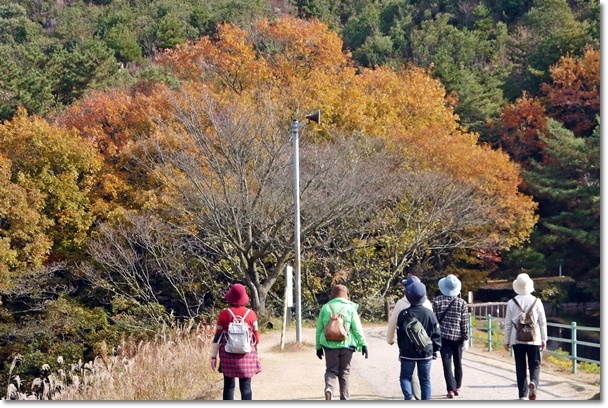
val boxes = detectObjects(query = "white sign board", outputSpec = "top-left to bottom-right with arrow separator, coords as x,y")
286,265 -> 294,307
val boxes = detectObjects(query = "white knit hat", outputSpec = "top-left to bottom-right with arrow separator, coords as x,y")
513,273 -> 534,295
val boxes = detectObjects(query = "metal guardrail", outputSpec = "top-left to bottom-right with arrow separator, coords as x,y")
468,313 -> 600,374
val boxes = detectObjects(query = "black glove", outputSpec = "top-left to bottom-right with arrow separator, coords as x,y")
362,345 -> 368,359
316,348 -> 324,360
432,352 -> 438,360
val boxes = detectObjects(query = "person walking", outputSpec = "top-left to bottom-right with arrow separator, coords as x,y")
386,275 -> 433,399
315,284 -> 368,400
396,280 -> 442,400
433,274 -> 469,399
504,273 -> 548,400
210,283 -> 262,400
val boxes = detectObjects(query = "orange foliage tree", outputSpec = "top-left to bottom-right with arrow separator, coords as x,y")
540,46 -> 600,137
58,16 -> 537,314
488,92 -> 549,172
156,16 -> 536,308
54,88 -> 170,220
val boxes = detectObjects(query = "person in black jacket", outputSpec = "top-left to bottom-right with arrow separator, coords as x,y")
396,280 -> 442,400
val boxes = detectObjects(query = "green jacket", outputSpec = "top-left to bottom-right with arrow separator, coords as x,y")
315,298 -> 367,351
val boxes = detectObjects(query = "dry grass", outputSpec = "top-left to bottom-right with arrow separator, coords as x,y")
4,320 -> 223,400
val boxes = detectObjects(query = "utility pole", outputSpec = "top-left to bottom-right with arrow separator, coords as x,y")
291,111 -> 320,344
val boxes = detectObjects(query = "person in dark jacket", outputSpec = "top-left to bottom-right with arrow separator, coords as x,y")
433,274 -> 469,399
396,280 -> 441,400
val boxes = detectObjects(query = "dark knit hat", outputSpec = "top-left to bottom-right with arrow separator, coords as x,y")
330,284 -> 349,299
405,281 -> 427,306
225,283 -> 249,306
401,275 -> 421,288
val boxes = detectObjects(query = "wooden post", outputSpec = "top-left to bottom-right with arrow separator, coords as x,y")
280,285 -> 288,351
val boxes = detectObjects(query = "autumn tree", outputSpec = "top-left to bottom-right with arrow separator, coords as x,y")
0,110 -> 108,384
0,154 -> 51,289
66,17 -> 536,317
81,212 -> 220,328
0,108 -> 101,267
137,91 -> 399,315
54,88 -> 168,221
148,17 -> 535,313
540,47 -> 600,137
487,92 -> 549,171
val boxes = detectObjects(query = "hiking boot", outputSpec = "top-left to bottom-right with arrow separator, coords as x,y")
324,388 -> 333,400
447,391 -> 455,399
528,383 -> 536,400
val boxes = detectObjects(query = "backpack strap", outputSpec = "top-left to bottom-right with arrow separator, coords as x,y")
227,307 -> 251,321
527,298 -> 538,317
328,304 -> 346,315
438,298 -> 457,324
512,298 -> 524,313
513,297 -> 537,314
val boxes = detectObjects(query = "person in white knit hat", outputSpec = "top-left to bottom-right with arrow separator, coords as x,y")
503,273 -> 548,400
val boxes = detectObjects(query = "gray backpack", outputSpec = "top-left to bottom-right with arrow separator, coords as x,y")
224,309 -> 253,354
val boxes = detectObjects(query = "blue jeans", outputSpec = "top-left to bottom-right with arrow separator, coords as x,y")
223,376 -> 252,400
400,358 -> 432,400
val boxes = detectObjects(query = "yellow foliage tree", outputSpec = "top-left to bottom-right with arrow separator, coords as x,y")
0,108 -> 102,270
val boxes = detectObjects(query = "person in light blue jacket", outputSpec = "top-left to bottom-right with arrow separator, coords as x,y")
315,284 -> 368,400
504,273 -> 548,400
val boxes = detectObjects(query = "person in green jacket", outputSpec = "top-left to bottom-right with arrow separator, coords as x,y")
315,284 -> 368,400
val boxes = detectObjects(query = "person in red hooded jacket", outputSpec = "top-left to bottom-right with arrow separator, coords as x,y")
210,283 -> 262,400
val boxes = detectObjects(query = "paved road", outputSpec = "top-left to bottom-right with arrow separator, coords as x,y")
356,324 -> 599,401
250,325 -> 599,402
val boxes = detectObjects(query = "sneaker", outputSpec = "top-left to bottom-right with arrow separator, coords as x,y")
447,391 -> 455,399
528,383 -> 536,400
455,388 -> 461,396
324,388 -> 333,400
519,397 -> 529,400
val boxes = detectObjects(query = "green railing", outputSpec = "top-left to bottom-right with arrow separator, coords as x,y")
467,313 -> 600,374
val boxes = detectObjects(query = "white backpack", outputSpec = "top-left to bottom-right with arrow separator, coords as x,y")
224,308 -> 253,354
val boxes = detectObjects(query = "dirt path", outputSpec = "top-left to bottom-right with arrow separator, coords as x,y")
235,324 -> 600,401
251,326 -> 377,400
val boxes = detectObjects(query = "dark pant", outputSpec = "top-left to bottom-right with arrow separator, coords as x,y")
323,347 -> 354,400
440,338 -> 464,393
512,344 -> 541,398
223,376 -> 252,400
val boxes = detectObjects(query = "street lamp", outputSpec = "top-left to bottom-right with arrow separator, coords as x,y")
292,110 -> 320,344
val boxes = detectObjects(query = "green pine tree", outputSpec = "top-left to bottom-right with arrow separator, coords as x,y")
523,117 -> 599,297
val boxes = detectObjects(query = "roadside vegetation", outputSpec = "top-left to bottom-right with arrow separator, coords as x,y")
4,320 -> 221,400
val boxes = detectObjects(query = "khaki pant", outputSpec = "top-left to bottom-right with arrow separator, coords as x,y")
323,347 -> 354,400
